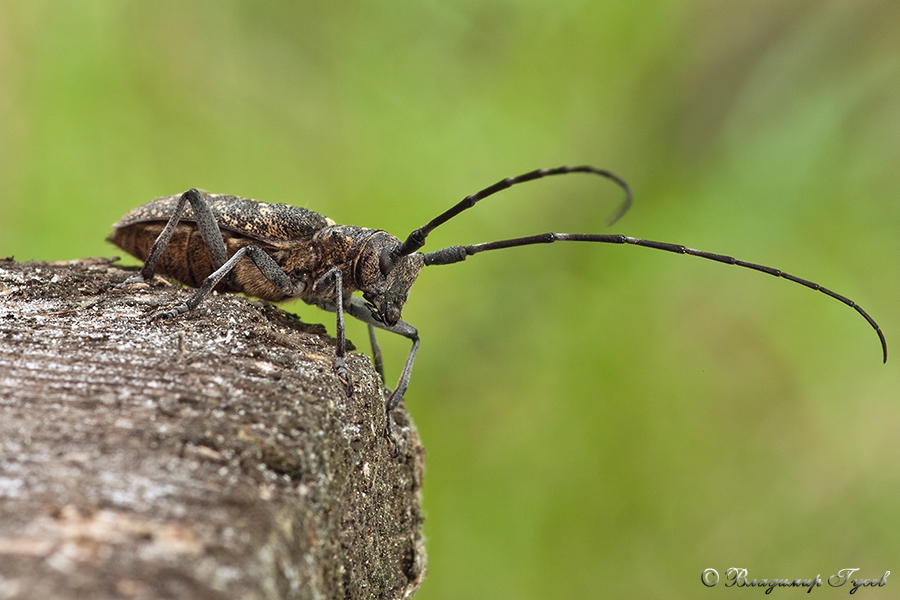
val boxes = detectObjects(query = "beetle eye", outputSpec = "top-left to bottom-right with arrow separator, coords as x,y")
379,246 -> 396,275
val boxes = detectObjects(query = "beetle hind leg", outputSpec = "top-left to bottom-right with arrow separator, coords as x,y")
120,189 -> 229,288
150,245 -> 303,321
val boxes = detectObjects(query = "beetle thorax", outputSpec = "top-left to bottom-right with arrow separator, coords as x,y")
303,226 -> 423,326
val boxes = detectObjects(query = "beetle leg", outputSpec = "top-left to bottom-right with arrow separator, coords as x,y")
122,188 -> 229,286
368,325 -> 386,383
344,297 -> 419,453
313,268 -> 353,397
151,245 -> 304,320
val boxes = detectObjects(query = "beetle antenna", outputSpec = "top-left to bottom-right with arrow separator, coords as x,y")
422,232 -> 887,363
388,166 -> 631,265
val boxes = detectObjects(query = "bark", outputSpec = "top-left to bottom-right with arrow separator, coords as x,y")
0,257 -> 426,600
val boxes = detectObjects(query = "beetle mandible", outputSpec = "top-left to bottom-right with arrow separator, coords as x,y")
109,166 -> 888,449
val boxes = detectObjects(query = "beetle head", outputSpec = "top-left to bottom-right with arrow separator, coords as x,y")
355,231 -> 424,326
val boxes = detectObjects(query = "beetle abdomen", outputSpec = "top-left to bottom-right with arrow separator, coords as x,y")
110,221 -> 306,301
110,222 -> 224,288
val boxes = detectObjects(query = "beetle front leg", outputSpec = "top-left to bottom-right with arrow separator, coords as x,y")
345,298 -> 420,452
368,325 -> 386,384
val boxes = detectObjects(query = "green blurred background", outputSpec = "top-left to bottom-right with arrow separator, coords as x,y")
2,1 -> 899,597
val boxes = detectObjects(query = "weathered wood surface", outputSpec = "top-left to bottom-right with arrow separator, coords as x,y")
0,258 -> 426,600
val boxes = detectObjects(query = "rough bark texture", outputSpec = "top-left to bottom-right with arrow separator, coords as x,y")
0,258 -> 426,600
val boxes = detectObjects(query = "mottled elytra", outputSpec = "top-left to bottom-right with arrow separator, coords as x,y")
109,166 -> 887,451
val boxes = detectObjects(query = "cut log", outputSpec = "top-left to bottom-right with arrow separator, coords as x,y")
0,258 -> 426,600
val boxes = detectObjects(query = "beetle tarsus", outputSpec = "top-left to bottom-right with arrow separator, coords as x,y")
150,304 -> 188,321
384,415 -> 400,458
116,274 -> 148,289
334,356 -> 354,396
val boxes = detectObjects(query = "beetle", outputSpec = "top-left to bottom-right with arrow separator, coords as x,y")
109,166 -> 887,449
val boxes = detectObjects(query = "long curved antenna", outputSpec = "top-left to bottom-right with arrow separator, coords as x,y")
423,232 -> 888,363
384,166 -> 631,270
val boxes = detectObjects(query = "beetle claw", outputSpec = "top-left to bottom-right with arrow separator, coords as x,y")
150,304 -> 187,322
334,357 -> 353,396
115,274 -> 148,290
383,416 -> 400,458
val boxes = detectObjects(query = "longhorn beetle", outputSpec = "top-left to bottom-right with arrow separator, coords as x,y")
109,166 -> 888,449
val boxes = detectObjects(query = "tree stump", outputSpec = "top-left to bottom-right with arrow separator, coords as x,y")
0,257 -> 426,600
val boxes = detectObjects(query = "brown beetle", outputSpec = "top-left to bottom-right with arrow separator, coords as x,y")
110,166 -> 887,450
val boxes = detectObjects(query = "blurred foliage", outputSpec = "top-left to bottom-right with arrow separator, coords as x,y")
2,1 -> 899,598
